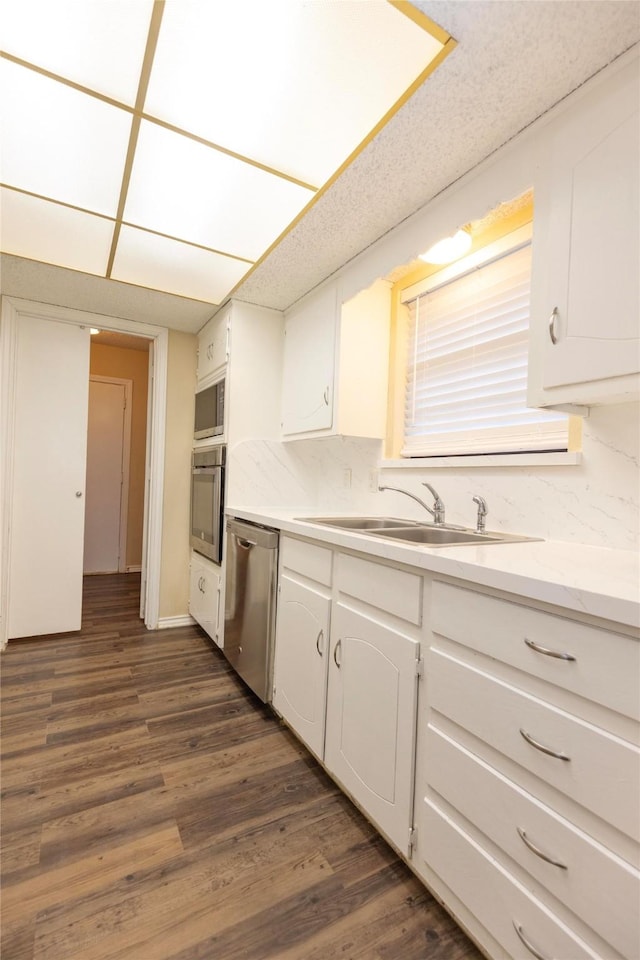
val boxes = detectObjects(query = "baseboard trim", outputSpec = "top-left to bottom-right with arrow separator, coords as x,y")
126,565 -> 142,573
157,615 -> 195,629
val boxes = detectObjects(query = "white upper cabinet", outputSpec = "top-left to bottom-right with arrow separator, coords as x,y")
529,52 -> 639,408
281,284 -> 337,436
281,279 -> 391,439
197,303 -> 230,386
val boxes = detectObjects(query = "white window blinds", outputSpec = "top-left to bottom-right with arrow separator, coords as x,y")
403,241 -> 567,457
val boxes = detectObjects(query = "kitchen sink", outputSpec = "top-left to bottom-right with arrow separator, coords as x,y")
297,516 -> 420,530
297,516 -> 539,546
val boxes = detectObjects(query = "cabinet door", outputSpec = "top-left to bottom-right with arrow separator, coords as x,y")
189,555 -> 222,645
532,56 -> 639,396
272,574 -> 331,759
197,308 -> 229,384
281,285 -> 336,436
325,603 -> 420,856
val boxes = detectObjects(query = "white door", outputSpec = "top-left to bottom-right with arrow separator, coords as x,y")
8,316 -> 90,638
83,377 -> 130,574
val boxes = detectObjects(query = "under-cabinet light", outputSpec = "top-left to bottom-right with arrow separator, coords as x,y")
419,228 -> 472,265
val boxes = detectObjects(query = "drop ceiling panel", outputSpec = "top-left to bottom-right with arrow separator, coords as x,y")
144,0 -> 445,185
124,120 -> 315,261
0,59 -> 132,216
111,225 -> 250,303
0,188 -> 114,275
0,0 -> 153,104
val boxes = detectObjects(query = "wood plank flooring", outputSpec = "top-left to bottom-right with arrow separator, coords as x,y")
1,574 -> 483,960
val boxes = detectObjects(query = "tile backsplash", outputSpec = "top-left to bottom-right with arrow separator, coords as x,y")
228,402 -> 639,552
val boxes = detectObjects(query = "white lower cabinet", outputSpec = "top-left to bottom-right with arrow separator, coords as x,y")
273,537 -> 421,855
271,539 -> 640,959
272,539 -> 332,760
189,552 -> 222,647
416,579 -> 640,960
324,602 -> 420,856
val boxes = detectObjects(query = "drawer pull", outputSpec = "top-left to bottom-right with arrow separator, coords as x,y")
513,921 -> 553,960
516,827 -> 568,869
524,637 -> 576,662
519,728 -> 570,762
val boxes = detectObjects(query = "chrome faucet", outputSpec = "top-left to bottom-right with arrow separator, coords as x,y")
472,495 -> 488,532
378,483 -> 446,525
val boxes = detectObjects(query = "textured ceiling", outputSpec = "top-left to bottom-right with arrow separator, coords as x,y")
2,1 -> 638,332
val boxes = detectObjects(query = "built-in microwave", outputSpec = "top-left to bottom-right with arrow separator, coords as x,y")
195,379 -> 225,440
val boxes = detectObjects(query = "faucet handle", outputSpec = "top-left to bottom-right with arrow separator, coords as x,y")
422,482 -> 445,525
472,495 -> 488,532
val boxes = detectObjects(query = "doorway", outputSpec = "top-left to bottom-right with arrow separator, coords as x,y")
84,376 -> 132,575
0,298 -> 169,646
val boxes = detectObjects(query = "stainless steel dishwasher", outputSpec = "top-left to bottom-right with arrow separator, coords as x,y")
224,518 -> 279,702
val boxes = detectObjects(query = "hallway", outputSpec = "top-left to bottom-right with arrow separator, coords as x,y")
1,574 -> 480,960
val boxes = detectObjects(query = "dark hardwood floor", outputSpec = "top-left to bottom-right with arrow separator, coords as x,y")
1,574 -> 482,960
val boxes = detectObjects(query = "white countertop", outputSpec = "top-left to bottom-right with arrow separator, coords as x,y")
226,507 -> 640,630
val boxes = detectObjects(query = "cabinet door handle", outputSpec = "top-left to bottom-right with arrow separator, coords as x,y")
316,629 -> 324,657
524,637 -> 576,662
548,307 -> 559,345
516,827 -> 568,870
519,728 -> 570,762
333,638 -> 342,668
323,386 -> 329,405
512,921 -> 553,960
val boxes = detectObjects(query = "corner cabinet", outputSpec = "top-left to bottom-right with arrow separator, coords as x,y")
529,50 -> 640,408
280,280 -> 391,440
189,552 -> 222,647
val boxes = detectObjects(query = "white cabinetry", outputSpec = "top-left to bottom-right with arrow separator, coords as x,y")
189,552 -> 222,646
273,538 -> 421,855
273,538 -> 332,760
529,51 -> 639,408
281,279 -> 391,439
197,303 -> 230,386
416,580 -> 640,960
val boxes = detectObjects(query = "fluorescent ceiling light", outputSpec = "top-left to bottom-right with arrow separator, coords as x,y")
0,188 -> 114,275
0,2 -> 452,305
419,229 -> 472,265
0,58 -> 132,216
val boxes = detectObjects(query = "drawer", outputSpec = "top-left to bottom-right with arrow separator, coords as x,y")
427,725 -> 640,959
281,536 -> 332,586
336,553 -> 422,625
429,649 -> 640,842
431,581 -> 640,721
420,798 -> 611,960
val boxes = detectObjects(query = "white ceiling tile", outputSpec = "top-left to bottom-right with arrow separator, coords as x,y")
111,225 -> 250,303
0,188 -> 114,275
0,59 -> 132,216
124,120 -> 314,261
0,0 -> 153,104
144,1 -> 444,186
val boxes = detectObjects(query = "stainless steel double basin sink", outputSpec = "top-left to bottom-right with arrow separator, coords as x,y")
297,516 -> 538,546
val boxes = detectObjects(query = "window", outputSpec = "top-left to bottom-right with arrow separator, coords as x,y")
400,230 -> 568,458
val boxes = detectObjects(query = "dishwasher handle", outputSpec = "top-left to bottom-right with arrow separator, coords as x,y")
236,537 -> 256,550
227,517 -> 279,550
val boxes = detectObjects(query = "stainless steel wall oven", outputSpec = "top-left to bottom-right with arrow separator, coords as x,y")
190,445 -> 225,564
